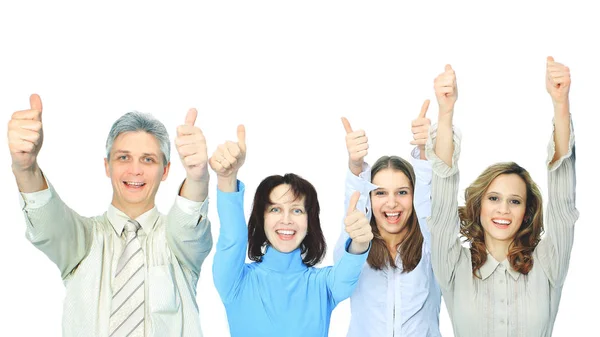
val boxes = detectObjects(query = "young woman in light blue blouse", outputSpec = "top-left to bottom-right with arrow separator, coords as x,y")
209,125 -> 374,337
334,110 -> 442,337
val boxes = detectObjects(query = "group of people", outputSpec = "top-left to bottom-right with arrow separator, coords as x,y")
8,57 -> 578,337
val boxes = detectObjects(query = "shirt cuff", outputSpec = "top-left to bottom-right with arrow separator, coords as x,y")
425,123 -> 462,178
19,177 -> 53,210
411,147 -> 433,185
344,237 -> 371,256
175,195 -> 208,216
346,164 -> 377,195
547,116 -> 575,171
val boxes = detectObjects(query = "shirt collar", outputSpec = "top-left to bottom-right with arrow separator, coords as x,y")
477,253 -> 521,281
259,246 -> 307,273
107,205 -> 159,236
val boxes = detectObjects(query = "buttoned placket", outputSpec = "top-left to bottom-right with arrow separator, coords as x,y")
495,264 -> 509,337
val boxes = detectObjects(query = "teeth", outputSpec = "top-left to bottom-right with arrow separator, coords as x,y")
385,212 -> 399,217
125,182 -> 144,186
277,230 -> 295,235
493,219 -> 511,225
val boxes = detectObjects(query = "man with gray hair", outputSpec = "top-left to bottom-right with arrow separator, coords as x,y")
8,94 -> 213,337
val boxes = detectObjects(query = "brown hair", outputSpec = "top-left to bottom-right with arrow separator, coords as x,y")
459,162 -> 544,276
248,173 -> 327,267
367,156 -> 423,272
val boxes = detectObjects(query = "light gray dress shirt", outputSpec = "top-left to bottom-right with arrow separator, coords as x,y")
19,179 -> 212,337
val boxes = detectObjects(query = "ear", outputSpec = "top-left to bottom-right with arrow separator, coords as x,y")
104,158 -> 110,177
161,162 -> 171,181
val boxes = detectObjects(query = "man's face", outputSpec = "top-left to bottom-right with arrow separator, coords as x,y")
104,131 -> 169,213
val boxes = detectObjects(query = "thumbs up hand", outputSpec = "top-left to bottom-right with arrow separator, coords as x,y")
8,94 -> 44,172
175,108 -> 209,182
345,191 -> 373,254
434,64 -> 458,116
410,100 -> 431,159
209,124 -> 246,179
341,117 -> 369,176
546,56 -> 571,105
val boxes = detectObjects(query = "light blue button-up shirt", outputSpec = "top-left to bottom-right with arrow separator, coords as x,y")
334,148 -> 442,337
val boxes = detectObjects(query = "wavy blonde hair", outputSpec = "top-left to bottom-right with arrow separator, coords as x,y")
459,162 -> 544,276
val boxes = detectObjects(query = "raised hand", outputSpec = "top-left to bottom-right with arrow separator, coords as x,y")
410,99 -> 431,159
209,125 -> 246,179
8,94 -> 44,173
546,56 -> 571,105
434,64 -> 458,116
175,108 -> 209,182
345,191 -> 373,254
341,117 -> 368,176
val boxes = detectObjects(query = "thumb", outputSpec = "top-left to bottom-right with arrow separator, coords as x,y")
418,99 -> 430,119
237,124 -> 246,149
30,94 -> 43,119
185,108 -> 197,126
547,56 -> 555,63
444,64 -> 453,72
341,117 -> 353,134
347,191 -> 360,216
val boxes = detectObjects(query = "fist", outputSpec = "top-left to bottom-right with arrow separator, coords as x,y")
345,191 -> 374,245
434,64 -> 458,114
341,117 -> 369,169
410,99 -> 431,153
209,125 -> 246,178
8,94 -> 44,172
175,108 -> 209,181
546,56 -> 571,104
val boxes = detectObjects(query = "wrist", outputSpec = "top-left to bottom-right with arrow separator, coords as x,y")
217,175 -> 238,192
553,100 -> 570,116
348,240 -> 369,254
349,159 -> 363,176
12,163 -> 40,178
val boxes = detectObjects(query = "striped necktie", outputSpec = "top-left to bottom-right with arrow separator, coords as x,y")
109,220 -> 145,337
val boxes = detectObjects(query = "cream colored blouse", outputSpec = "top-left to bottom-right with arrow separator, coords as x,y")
425,121 -> 578,337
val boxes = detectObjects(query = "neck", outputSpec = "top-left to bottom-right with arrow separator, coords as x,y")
378,226 -> 407,258
484,236 -> 511,262
111,199 -> 155,220
261,246 -> 307,272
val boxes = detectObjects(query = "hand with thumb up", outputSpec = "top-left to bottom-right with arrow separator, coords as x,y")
8,94 -> 44,173
175,108 -> 210,182
345,191 -> 373,254
410,100 -> 432,160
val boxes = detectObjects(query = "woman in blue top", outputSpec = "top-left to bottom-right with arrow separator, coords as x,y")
334,107 -> 442,337
210,125 -> 373,337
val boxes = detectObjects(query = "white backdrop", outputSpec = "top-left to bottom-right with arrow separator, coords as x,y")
0,1 -> 597,336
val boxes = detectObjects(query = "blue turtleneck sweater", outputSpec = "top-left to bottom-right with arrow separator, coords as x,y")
213,181 -> 369,337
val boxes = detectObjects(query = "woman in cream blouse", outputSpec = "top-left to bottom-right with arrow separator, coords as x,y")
426,58 -> 578,337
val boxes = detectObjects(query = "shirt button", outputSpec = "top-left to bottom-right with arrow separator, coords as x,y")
500,299 -> 505,303
500,319 -> 505,324
499,279 -> 504,284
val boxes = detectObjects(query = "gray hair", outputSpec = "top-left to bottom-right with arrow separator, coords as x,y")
105,111 -> 170,166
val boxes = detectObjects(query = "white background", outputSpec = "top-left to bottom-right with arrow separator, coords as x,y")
0,1 -> 598,336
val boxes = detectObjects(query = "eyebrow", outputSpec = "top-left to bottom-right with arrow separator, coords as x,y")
373,186 -> 411,191
267,202 -> 305,208
114,150 -> 158,157
486,191 -> 524,199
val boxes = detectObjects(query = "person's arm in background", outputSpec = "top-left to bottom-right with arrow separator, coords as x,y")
167,108 -> 213,279
334,117 -> 375,262
9,94 -> 92,279
210,125 -> 250,303
535,57 -> 579,287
